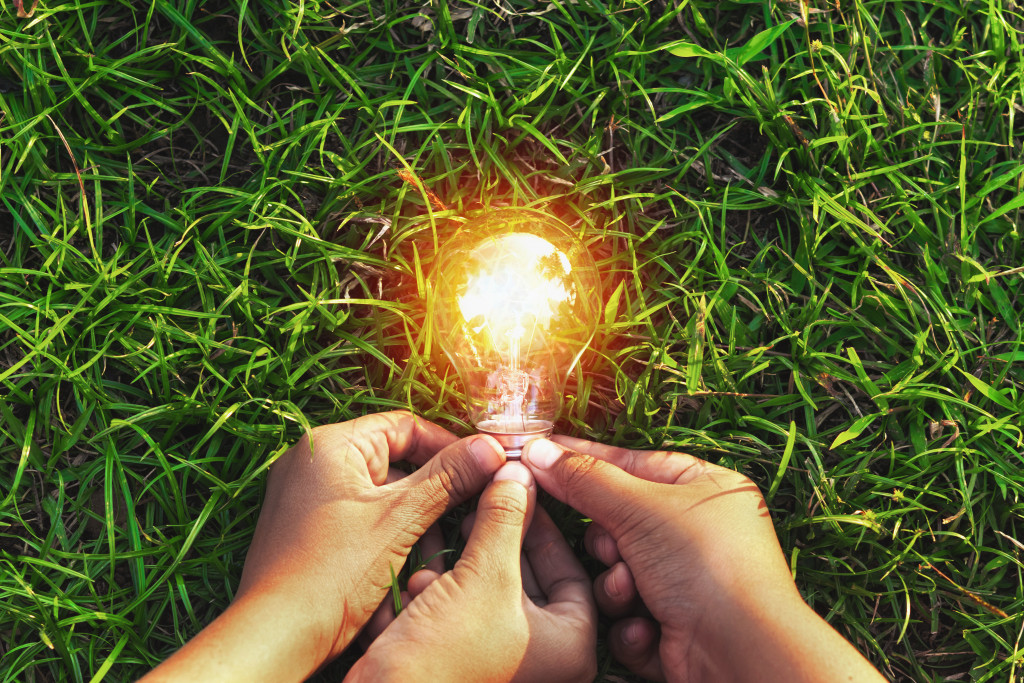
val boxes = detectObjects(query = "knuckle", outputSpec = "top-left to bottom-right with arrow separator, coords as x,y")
710,464 -> 757,492
626,448 -> 646,471
611,498 -> 656,541
273,431 -> 315,474
415,477 -> 452,519
408,457 -> 472,519
308,423 -> 333,438
557,451 -> 653,538
292,430 -> 314,455
436,456 -> 472,499
304,423 -> 356,459
641,448 -> 679,463
559,450 -> 599,496
483,486 -> 529,527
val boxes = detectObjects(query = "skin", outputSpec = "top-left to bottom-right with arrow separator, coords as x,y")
144,411 -> 885,683
346,462 -> 598,683
142,411 -> 511,683
520,436 -> 888,683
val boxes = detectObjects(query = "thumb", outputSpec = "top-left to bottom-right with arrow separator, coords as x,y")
459,462 -> 536,584
394,434 -> 506,521
522,439 -> 651,539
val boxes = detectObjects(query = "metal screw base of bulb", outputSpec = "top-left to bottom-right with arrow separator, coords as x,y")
476,419 -> 553,460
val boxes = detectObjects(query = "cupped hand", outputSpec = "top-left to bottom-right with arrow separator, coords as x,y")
346,462 -> 598,683
144,411 -> 506,682
521,436 -> 885,683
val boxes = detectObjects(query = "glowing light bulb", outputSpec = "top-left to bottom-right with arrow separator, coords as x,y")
430,208 -> 600,458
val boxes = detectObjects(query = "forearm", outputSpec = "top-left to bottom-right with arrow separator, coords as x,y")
687,589 -> 886,683
141,590 -> 331,683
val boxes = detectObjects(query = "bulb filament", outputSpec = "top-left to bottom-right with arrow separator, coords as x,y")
455,232 -> 575,434
494,325 -> 529,430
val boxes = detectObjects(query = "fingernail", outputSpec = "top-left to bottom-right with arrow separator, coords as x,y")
493,462 -> 533,489
522,438 -> 561,470
470,436 -> 503,470
605,568 -> 622,599
622,621 -> 643,646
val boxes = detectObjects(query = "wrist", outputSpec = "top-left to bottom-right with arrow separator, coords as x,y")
347,641 -> 510,683
229,589 -> 337,674
675,581 -> 882,683
143,589 -> 332,683
660,577 -> 808,683
233,569 -> 368,664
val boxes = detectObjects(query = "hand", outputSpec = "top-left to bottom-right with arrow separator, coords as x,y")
143,411 -> 506,682
521,436 -> 885,683
346,462 -> 598,683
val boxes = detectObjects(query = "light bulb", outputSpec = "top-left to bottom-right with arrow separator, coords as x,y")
429,208 -> 600,458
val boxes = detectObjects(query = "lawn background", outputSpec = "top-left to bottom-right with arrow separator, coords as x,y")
2,0 -> 1023,680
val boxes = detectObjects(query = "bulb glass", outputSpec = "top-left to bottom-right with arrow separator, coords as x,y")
430,209 -> 599,456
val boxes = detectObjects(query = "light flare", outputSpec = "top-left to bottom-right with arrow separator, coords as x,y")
454,232 -> 577,432
457,233 -> 575,346
429,208 -> 600,459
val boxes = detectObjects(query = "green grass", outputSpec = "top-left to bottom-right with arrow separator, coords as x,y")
1,0 -> 1023,680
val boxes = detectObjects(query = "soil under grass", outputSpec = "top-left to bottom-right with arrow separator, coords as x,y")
1,1 -> 1022,681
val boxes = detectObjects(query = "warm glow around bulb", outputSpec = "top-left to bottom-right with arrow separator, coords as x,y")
457,233 -> 574,346
430,208 -> 600,456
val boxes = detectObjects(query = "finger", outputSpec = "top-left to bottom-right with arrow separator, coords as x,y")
467,513 -> 544,600
458,462 -> 536,583
417,523 -> 447,573
306,411 -> 459,486
408,568 -> 442,597
523,505 -> 595,622
370,411 -> 459,465
584,522 -> 621,565
520,551 -> 545,605
460,473 -> 536,545
608,617 -> 665,682
594,562 -> 639,619
358,590 -> 407,648
385,467 -> 407,484
460,510 -> 476,540
392,434 -> 506,521
521,438 -> 656,539
550,434 -> 706,485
